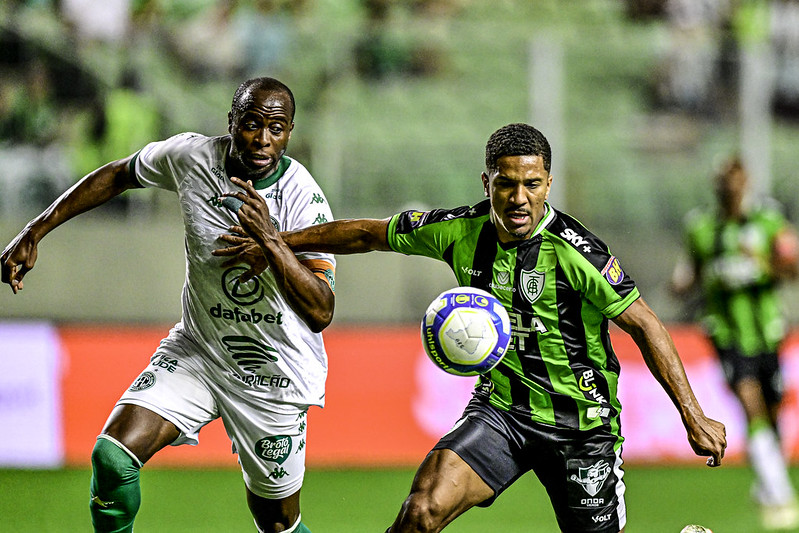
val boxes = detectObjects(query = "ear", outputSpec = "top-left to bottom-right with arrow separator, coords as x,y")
545,174 -> 553,199
481,172 -> 489,197
227,111 -> 234,134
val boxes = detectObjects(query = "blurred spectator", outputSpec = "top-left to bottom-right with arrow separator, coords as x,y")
60,0 -> 132,44
624,0 -> 667,20
654,0 -> 731,113
771,0 -> 799,118
354,0 -> 443,80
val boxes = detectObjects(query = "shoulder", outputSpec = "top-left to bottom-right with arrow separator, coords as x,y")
282,156 -> 318,185
682,205 -> 714,234
542,209 -> 630,278
139,132 -> 223,162
752,197 -> 788,223
392,200 -> 490,235
544,209 -> 611,256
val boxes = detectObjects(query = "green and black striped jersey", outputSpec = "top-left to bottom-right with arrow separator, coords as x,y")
387,200 -> 640,432
682,201 -> 788,356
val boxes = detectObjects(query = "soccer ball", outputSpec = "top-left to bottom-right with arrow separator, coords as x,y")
679,526 -> 713,533
421,287 -> 512,377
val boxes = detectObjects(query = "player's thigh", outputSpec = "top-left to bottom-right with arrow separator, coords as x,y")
532,428 -> 626,533
218,399 -> 309,501
109,333 -> 220,461
101,404 -> 181,463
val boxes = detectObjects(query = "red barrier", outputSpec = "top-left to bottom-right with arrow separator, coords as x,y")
58,323 -> 799,467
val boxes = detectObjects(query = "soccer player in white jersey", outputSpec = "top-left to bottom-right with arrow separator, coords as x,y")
1,77 -> 334,533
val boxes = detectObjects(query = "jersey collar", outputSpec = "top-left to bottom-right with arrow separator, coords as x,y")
530,202 -> 555,238
252,156 -> 291,190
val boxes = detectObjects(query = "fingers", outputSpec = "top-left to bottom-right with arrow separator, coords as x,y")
212,230 -> 251,257
3,263 -> 25,294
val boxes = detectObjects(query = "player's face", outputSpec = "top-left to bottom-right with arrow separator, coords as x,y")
715,167 -> 747,212
227,89 -> 294,181
482,155 -> 552,243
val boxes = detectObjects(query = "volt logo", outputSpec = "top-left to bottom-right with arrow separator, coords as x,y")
222,335 -> 279,373
560,228 -> 591,252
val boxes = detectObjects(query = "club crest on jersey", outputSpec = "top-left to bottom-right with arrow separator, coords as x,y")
601,256 -> 624,286
520,269 -> 545,305
570,459 -> 612,497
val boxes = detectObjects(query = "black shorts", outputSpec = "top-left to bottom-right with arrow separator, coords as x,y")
433,396 -> 625,533
715,346 -> 783,406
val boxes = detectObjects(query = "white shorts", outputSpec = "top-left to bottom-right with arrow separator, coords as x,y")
118,326 -> 309,499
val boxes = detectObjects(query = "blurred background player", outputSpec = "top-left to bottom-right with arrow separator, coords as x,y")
671,156 -> 799,530
0,77 -> 334,533
218,122 -> 728,533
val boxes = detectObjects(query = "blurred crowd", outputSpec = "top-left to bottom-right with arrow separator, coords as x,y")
627,0 -> 799,116
1,0 -> 799,217
0,0 -> 456,213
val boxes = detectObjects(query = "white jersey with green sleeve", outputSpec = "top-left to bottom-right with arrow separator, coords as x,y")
131,132 -> 335,408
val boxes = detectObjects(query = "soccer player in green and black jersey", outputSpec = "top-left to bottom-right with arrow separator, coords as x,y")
672,157 -> 799,530
221,123 -> 727,533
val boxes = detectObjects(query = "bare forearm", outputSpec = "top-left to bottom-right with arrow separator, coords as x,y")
614,298 -> 726,466
282,218 -> 391,254
625,316 -> 703,423
28,157 -> 139,240
257,232 -> 334,332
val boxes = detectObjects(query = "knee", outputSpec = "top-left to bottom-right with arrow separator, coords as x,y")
91,437 -> 141,486
396,493 -> 447,533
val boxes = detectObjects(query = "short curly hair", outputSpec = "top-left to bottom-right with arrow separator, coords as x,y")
485,123 -> 551,173
230,77 -> 295,122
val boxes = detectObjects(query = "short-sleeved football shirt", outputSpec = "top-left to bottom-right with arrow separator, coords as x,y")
388,200 -> 639,432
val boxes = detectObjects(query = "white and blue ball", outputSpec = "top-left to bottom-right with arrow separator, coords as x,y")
421,287 -> 512,377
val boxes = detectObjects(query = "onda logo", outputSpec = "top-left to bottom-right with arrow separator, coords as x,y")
222,267 -> 265,306
222,335 -> 279,373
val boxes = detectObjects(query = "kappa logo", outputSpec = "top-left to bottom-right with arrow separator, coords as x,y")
313,213 -> 329,224
310,193 -> 326,204
570,459 -> 612,497
222,267 -> 265,306
520,269 -> 545,305
560,228 -> 591,253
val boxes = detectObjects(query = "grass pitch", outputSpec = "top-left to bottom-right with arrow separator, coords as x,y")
0,465 -> 785,532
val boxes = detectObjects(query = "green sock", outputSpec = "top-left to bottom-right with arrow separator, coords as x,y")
89,437 -> 143,533
296,523 -> 312,533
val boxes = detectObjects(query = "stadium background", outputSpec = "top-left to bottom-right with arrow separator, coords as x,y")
3,0 -> 799,531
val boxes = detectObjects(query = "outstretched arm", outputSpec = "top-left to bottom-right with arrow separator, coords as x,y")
213,208 -> 392,278
613,297 -> 727,467
1,155 -> 141,294
281,218 -> 392,254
